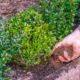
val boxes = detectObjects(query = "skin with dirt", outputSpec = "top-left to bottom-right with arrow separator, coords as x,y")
50,46 -> 73,69
51,46 -> 73,60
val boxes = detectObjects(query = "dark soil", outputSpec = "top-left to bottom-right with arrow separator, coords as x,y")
53,46 -> 73,58
9,57 -> 80,80
0,0 -> 39,17
8,44 -> 79,80
50,46 -> 73,69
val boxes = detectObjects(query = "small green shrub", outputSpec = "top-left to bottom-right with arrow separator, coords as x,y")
5,10 -> 56,66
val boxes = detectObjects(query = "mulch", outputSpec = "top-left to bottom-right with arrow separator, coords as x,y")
0,0 -> 39,17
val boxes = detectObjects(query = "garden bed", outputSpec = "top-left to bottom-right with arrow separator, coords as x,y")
0,0 -> 80,80
9,57 -> 80,80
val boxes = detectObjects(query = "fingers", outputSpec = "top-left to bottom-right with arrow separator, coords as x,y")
58,56 -> 71,62
63,51 -> 71,61
60,39 -> 80,62
58,51 -> 71,62
52,34 -> 74,54
51,35 -> 74,62
52,42 -> 62,54
51,33 -> 77,62
58,56 -> 68,62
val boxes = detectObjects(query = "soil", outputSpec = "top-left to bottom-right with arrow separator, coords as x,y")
8,44 -> 80,80
0,0 -> 39,18
50,46 -> 73,69
53,46 -> 73,58
9,57 -> 80,80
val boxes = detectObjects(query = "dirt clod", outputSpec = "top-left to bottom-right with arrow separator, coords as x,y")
50,46 -> 73,69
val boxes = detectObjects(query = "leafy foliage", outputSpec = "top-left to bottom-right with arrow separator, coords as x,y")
0,17 -> 11,80
0,51 -> 10,80
33,0 -> 79,41
5,10 -> 56,66
0,0 -> 80,79
74,1 -> 80,25
4,0 -> 79,67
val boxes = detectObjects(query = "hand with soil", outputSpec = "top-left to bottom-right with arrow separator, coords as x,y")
52,25 -> 80,63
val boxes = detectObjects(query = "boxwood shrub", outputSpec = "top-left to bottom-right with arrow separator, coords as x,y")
5,10 -> 56,66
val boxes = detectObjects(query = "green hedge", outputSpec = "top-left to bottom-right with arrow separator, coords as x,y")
5,10 -> 55,66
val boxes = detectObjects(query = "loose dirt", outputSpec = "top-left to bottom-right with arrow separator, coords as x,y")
0,0 -> 38,18
50,46 -> 73,69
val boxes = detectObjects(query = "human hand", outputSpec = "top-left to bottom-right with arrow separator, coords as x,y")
51,27 -> 80,62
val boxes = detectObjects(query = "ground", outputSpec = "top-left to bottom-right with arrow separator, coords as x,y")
0,0 -> 38,17
9,57 -> 80,80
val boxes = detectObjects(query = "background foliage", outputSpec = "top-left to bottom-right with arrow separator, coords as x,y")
33,0 -> 79,41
